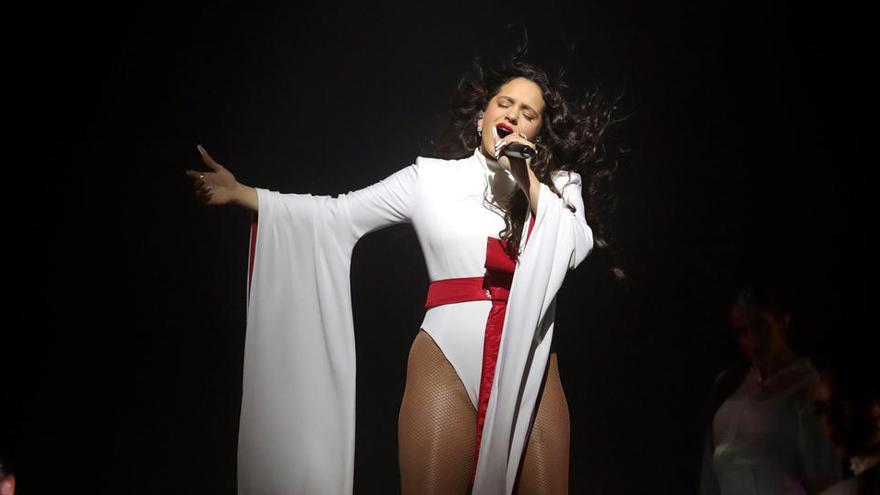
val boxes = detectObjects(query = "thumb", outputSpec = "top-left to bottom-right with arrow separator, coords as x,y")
197,144 -> 225,172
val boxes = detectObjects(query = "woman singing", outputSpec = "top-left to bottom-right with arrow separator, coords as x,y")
187,50 -> 622,495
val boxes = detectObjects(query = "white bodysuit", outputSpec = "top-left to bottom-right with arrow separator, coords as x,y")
239,146 -> 594,494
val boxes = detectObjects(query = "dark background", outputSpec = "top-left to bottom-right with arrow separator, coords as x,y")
5,0 -> 872,493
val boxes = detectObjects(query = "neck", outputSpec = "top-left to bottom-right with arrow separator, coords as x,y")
753,348 -> 796,381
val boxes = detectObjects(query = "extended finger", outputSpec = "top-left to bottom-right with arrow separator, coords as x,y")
186,170 -> 211,188
494,139 -> 507,158
197,144 -> 225,172
494,135 -> 524,152
494,136 -> 536,159
510,133 -> 533,146
189,176 -> 205,192
510,135 -> 537,152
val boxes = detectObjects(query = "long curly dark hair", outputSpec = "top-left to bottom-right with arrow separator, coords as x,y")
431,43 -> 627,280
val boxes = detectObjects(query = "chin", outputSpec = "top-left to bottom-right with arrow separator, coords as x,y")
485,140 -> 496,156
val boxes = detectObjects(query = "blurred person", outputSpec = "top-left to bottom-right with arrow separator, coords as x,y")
815,353 -> 879,495
0,455 -> 14,495
699,284 -> 841,494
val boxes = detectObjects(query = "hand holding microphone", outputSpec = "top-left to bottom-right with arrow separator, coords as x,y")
492,125 -> 538,160
500,141 -> 536,159
491,125 -> 541,194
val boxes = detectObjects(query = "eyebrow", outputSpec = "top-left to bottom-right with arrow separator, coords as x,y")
497,95 -> 540,115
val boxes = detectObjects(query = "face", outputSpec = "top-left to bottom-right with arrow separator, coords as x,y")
0,473 -> 13,495
814,371 -> 841,452
729,303 -> 790,364
814,370 -> 880,456
477,77 -> 545,161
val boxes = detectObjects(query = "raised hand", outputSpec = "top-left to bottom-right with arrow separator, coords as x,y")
185,144 -> 240,206
493,128 -> 538,175
492,128 -> 542,215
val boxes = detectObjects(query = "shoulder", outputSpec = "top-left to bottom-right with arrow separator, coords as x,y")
414,155 -> 444,168
415,154 -> 476,179
415,154 -> 471,168
550,169 -> 583,190
772,357 -> 821,414
817,478 -> 858,495
795,356 -> 818,375
790,357 -> 819,389
549,170 -> 584,208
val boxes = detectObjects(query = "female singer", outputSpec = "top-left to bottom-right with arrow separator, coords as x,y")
187,51 -> 622,495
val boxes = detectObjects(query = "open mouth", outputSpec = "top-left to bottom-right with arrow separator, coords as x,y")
495,123 -> 514,138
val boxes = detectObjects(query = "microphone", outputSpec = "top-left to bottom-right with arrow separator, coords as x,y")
501,142 -> 537,160
493,125 -> 538,160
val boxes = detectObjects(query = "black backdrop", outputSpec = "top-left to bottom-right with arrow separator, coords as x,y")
6,1 -> 872,493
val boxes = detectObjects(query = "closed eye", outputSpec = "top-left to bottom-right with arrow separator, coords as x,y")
499,102 -> 536,118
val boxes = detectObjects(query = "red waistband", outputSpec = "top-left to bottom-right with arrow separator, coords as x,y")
425,215 -> 535,310
424,274 -> 512,309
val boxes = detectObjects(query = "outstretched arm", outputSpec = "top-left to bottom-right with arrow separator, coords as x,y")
239,156 -> 421,493
252,161 -> 420,245
186,144 -> 419,223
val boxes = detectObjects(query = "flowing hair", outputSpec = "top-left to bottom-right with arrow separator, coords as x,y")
431,43 -> 627,280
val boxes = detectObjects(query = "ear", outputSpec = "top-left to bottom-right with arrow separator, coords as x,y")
477,110 -> 484,130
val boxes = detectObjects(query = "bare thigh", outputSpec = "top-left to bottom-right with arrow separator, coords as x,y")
398,329 -> 477,495
514,352 -> 570,495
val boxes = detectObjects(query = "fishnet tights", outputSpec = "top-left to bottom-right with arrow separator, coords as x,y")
399,329 -> 570,495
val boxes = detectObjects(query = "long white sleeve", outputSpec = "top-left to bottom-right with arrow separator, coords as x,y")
239,163 -> 419,495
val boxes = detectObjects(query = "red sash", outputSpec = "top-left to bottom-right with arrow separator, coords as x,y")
423,214 -> 535,486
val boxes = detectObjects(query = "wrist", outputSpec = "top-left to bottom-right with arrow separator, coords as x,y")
235,182 -> 258,212
234,182 -> 247,205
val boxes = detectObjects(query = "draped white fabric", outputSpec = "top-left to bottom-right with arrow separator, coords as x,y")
239,152 -> 592,494
472,170 -> 594,493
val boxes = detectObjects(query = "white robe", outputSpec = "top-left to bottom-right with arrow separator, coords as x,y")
239,147 -> 594,494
